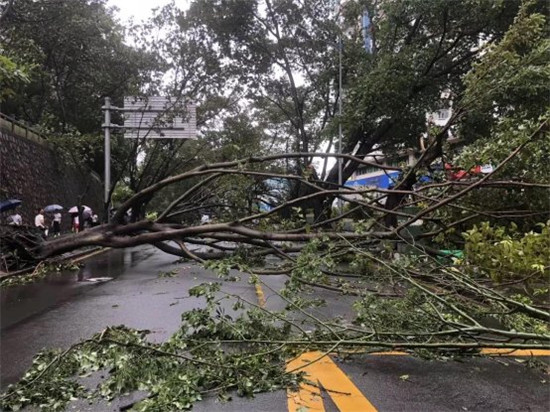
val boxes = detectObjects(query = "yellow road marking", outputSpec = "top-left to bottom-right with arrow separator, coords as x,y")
287,354 -> 325,412
255,283 -> 266,308
347,349 -> 550,357
287,351 -> 377,412
480,348 -> 550,356
285,348 -> 550,411
285,348 -> 550,412
367,349 -> 550,357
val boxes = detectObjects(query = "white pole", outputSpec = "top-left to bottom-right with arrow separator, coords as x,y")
104,97 -> 111,223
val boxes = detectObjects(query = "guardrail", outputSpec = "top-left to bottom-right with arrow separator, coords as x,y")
0,112 -> 46,141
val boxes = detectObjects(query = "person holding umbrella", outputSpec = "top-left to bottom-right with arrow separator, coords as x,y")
82,206 -> 93,229
71,212 -> 79,233
68,205 -> 92,231
68,205 -> 81,232
51,211 -> 62,237
1,199 -> 22,225
44,204 -> 63,237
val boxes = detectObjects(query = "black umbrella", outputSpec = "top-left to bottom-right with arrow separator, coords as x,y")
0,199 -> 22,213
44,204 -> 64,213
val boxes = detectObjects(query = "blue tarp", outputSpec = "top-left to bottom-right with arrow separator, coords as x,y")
345,171 -> 400,189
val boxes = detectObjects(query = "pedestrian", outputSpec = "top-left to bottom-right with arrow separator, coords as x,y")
71,214 -> 79,233
51,211 -> 62,237
82,207 -> 93,229
8,212 -> 22,226
34,208 -> 47,237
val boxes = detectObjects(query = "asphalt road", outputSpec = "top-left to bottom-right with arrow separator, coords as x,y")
1,245 -> 548,411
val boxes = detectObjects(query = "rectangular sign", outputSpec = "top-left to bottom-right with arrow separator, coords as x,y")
123,96 -> 197,139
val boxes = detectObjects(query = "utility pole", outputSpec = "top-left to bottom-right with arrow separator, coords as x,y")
337,1 -> 344,214
103,97 -> 111,223
338,34 -> 343,213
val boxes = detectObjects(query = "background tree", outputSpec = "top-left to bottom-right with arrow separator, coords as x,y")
0,0 -> 160,133
144,0 -> 541,222
451,0 -> 550,230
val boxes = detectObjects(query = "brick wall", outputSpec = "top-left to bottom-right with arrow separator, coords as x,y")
0,122 -> 103,231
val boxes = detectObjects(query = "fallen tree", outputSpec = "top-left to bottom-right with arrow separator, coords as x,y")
1,122 -> 549,410
1,1 -> 549,409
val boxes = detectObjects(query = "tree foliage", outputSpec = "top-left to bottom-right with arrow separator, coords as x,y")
448,0 -> 550,228
462,221 -> 550,282
0,0 -> 158,133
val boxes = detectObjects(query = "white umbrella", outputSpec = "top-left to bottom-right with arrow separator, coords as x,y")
68,205 -> 92,214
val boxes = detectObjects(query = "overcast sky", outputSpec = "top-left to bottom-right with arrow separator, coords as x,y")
108,0 -> 189,23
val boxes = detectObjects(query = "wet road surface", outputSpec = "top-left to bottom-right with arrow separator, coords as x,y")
1,248 -> 129,330
1,245 -> 549,411
0,245 -> 259,389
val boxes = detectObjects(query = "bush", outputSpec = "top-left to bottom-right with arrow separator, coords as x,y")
462,221 -> 550,282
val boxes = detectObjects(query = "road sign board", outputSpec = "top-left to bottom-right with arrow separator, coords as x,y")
123,96 -> 196,139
